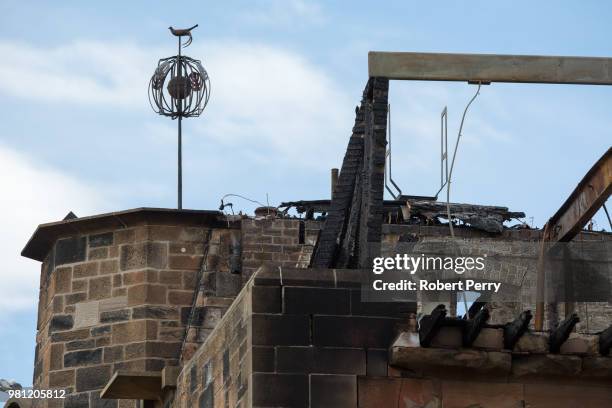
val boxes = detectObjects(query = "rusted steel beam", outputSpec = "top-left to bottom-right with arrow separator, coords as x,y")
545,147 -> 612,242
534,147 -> 612,330
368,52 -> 612,85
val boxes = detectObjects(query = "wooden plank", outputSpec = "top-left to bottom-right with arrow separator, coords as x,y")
368,52 -> 612,85
100,370 -> 162,400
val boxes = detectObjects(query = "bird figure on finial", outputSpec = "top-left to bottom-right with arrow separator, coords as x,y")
168,24 -> 198,47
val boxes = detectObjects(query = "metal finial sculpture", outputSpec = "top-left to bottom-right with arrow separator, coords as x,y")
148,24 -> 211,209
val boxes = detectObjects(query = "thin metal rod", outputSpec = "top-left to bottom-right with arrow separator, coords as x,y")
446,83 -> 482,237
178,116 -> 182,209
177,35 -> 183,209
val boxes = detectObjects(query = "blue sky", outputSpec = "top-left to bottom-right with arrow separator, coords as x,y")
1,1 -> 611,385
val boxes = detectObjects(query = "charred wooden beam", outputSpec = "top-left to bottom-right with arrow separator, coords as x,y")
599,324 -> 612,356
419,305 -> 447,347
406,200 -> 525,233
503,310 -> 532,350
463,307 -> 490,347
549,313 -> 580,353
280,198 -> 524,233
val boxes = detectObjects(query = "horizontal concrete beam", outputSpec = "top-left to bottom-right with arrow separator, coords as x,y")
368,52 -> 612,85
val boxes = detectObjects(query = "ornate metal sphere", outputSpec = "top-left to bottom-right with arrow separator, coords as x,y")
148,55 -> 210,118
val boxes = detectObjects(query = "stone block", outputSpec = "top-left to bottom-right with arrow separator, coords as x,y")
75,364 -> 111,392
64,348 -> 102,367
91,325 -> 111,337
313,315 -> 398,348
89,247 -> 109,260
111,320 -> 157,344
315,348 -> 366,375
391,345 -> 511,375
366,349 -> 388,376
54,266 -> 72,294
168,255 -> 202,270
50,314 -> 74,332
252,346 -> 275,372
350,289 -> 409,317
512,354 -> 582,378
283,287 -> 350,315
145,341 -> 181,359
66,339 -> 96,351
398,378 -> 440,408
582,356 -> 612,378
281,268 -> 335,287
168,290 -> 192,305
66,292 -> 88,305
90,391 -> 118,408
252,373 -> 308,408
310,374 -> 357,408
252,286 -> 281,313
514,331 -> 549,354
442,381 -> 522,408
215,272 -> 242,297
159,270 -> 182,286
127,284 -> 167,305
132,305 -> 179,320
358,377 -> 402,408
430,326 -> 462,349
50,343 -> 64,370
100,260 -> 118,275
96,337 -> 110,347
89,232 -> 113,248
49,369 -> 75,387
103,345 -> 124,363
276,346 -> 313,373
559,333 -> 598,355
524,383 -> 612,408
472,328 -> 504,350
89,276 -> 112,300
120,242 -> 167,271
51,328 -> 90,342
99,296 -> 128,312
73,262 -> 98,278
55,236 -> 87,266
64,392 -> 89,408
114,229 -> 135,245
100,309 -> 130,323
72,279 -> 87,292
252,314 -> 310,346
123,270 -> 145,285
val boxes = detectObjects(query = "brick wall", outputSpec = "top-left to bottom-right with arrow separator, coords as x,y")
173,275 -> 252,408
33,223 -> 239,408
240,219 -> 319,279
249,266 -> 413,408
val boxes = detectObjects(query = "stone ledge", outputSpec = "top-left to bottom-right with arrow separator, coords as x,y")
253,265 -> 367,288
390,331 -> 612,380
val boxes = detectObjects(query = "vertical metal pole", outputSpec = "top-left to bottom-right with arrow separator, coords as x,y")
178,116 -> 182,209
177,36 -> 183,209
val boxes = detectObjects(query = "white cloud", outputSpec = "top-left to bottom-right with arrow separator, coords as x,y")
0,39 -> 352,168
0,41 -> 154,108
0,145 -> 107,312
